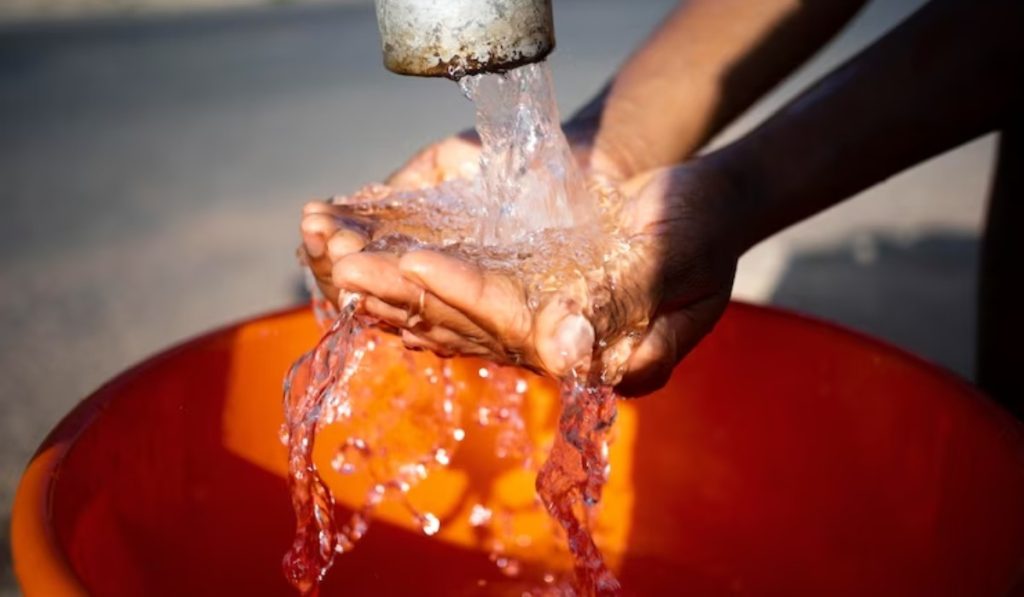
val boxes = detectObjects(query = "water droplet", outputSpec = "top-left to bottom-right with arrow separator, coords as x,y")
496,557 -> 520,577
453,428 -> 466,441
543,573 -> 555,584
330,453 -> 346,472
367,484 -> 386,505
477,407 -> 491,425
421,513 -> 440,536
434,448 -> 450,466
515,379 -> 528,394
469,504 -> 492,527
351,516 -> 368,538
478,367 -> 490,378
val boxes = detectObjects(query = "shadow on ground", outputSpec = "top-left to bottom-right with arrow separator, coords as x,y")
769,230 -> 979,380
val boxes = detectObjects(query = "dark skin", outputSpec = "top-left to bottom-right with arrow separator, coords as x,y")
302,0 -> 1023,405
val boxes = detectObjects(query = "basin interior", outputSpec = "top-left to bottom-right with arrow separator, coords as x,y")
21,303 -> 1024,596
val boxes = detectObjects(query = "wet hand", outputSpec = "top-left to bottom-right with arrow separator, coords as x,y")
606,163 -> 741,396
300,124 -> 620,304
385,132 -> 483,190
305,161 -> 742,396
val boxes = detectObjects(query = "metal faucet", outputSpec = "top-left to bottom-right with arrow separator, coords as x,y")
373,0 -> 555,79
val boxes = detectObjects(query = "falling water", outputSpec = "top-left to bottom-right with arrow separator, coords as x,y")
282,62 -> 639,596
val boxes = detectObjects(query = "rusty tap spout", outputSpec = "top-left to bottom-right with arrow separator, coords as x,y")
373,0 -> 555,79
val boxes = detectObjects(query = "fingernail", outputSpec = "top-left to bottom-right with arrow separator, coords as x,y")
553,313 -> 595,374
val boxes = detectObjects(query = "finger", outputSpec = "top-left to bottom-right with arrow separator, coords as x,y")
303,200 -> 373,241
300,200 -> 377,306
387,147 -> 439,190
333,252 -> 421,305
368,295 -> 496,359
302,199 -> 346,217
596,333 -> 640,387
387,137 -> 481,190
415,292 -> 500,350
337,252 -> 501,354
431,136 -> 481,181
532,295 -> 596,376
301,212 -> 349,302
612,312 -> 680,398
400,251 -> 533,344
326,227 -> 368,261
365,279 -> 500,355
310,271 -> 339,304
402,327 -> 496,360
615,293 -> 728,397
400,330 -> 454,358
363,296 -> 410,329
300,212 -> 340,260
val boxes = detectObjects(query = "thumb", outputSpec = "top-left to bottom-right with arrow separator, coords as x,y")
533,294 -> 596,377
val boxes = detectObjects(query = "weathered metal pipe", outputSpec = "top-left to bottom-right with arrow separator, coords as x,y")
373,0 -> 555,79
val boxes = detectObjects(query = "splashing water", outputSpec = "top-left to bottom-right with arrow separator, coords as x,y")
460,61 -> 594,243
283,63 -> 636,596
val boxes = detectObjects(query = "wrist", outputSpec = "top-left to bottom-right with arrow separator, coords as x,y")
698,139 -> 770,257
562,115 -> 634,182
564,94 -> 668,181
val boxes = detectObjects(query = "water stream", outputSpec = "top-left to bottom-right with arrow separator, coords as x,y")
282,63 -> 636,596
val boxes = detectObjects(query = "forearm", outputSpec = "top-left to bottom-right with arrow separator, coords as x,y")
569,0 -> 867,178
709,0 -> 1024,252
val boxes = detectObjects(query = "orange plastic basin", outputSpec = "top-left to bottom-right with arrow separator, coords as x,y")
11,302 -> 1024,596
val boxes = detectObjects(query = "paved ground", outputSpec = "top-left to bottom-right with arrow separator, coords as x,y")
0,0 -> 355,24
0,0 -> 992,591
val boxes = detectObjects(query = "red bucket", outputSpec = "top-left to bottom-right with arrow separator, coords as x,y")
12,303 -> 1024,596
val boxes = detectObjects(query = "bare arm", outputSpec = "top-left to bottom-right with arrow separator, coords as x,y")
568,0 -> 870,178
309,0 -> 1024,394
701,0 -> 1024,252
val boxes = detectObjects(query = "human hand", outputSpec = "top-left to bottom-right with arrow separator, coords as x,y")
300,121 -> 622,306
385,132 -> 483,190
382,119 -> 628,189
307,160 -> 743,396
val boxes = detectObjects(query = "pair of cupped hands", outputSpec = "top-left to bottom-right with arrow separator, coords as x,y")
300,130 -> 742,396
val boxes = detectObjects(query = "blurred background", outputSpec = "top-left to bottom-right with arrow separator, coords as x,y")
0,0 -> 990,591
